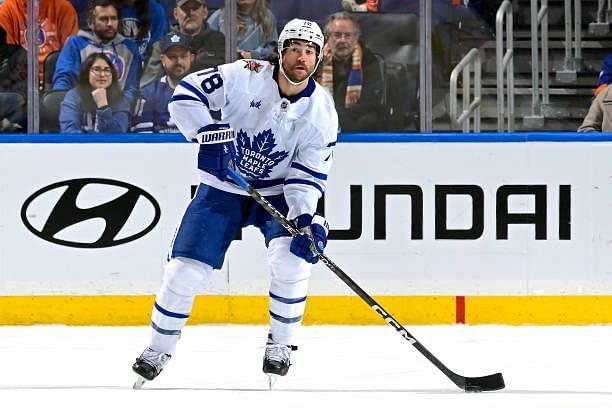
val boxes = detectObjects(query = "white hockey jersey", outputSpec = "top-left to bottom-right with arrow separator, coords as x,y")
169,59 -> 339,219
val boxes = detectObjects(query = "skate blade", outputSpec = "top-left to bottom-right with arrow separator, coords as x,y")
267,374 -> 279,390
133,375 -> 147,389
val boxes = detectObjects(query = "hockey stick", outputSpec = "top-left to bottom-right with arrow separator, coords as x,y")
226,167 -> 504,392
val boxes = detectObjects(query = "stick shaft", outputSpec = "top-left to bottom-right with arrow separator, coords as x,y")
226,168 -> 469,388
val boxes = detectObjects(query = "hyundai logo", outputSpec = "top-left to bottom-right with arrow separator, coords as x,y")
21,178 -> 161,248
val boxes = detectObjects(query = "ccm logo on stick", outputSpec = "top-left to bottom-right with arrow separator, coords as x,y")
21,178 -> 161,248
372,305 -> 417,344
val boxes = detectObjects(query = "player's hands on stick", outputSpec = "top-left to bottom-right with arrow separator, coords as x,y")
290,214 -> 329,264
194,124 -> 236,182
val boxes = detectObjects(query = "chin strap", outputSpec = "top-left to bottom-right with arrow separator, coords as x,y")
278,52 -> 322,87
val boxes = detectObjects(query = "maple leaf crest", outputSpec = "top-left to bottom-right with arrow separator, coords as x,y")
235,129 -> 289,179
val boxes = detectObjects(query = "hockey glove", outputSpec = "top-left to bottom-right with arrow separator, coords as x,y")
196,124 -> 236,182
290,214 -> 329,264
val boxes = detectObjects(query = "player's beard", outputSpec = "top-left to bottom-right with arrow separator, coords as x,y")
282,61 -> 313,84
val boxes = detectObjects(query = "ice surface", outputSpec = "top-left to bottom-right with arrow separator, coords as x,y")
1,325 -> 611,407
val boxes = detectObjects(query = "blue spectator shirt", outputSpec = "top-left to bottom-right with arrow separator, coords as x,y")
59,87 -> 131,133
132,75 -> 177,133
52,30 -> 141,105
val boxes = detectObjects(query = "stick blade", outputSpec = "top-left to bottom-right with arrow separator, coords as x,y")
459,372 -> 505,392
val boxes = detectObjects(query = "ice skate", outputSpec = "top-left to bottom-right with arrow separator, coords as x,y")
262,334 -> 297,389
132,347 -> 171,389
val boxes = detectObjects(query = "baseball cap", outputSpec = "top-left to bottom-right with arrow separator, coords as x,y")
159,33 -> 191,54
176,0 -> 205,7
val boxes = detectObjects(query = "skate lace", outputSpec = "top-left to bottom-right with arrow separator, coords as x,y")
264,342 -> 291,363
140,347 -> 170,369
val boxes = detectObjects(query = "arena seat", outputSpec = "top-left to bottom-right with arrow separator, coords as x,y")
358,13 -> 419,130
40,90 -> 68,133
43,51 -> 60,92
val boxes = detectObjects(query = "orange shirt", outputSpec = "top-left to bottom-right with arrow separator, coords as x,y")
0,0 -> 78,81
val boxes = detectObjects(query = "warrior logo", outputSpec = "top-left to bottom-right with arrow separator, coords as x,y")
235,129 -> 289,178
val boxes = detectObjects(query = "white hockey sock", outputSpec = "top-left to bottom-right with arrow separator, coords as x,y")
269,278 -> 309,346
148,257 -> 212,355
149,284 -> 194,355
266,237 -> 312,346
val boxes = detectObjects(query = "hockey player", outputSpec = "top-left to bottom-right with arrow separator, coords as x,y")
132,18 -> 338,387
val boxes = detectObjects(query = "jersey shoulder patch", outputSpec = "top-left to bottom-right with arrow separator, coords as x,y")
243,59 -> 265,73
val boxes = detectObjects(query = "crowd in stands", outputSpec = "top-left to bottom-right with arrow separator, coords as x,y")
133,32 -> 193,132
59,51 -> 131,132
0,25 -> 26,131
319,11 -> 385,131
53,0 -> 141,105
0,0 -> 407,134
0,0 -> 78,84
3,0 -> 609,134
140,0 -> 223,88
208,0 -> 278,60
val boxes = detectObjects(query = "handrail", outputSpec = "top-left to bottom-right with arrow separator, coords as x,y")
559,0 -> 583,80
575,0 -> 582,70
589,0 -> 611,35
596,0 -> 606,22
450,48 -> 481,133
496,0 -> 514,132
525,0 -> 548,128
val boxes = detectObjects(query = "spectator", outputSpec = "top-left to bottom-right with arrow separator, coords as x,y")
140,0 -> 224,88
0,0 -> 78,83
0,25 -> 26,132
133,33 -> 193,132
578,86 -> 612,132
207,0 -> 278,60
341,0 -> 379,13
59,52 -> 130,132
594,54 -> 612,97
319,12 -> 385,132
52,0 -> 140,105
117,0 -> 168,60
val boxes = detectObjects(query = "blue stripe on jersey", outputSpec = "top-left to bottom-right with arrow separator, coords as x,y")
327,141 -> 337,147
290,162 -> 328,180
269,310 -> 302,324
284,178 -> 324,194
269,291 -> 307,304
154,302 -> 190,319
171,94 -> 201,104
151,321 -> 182,336
177,81 -> 210,108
